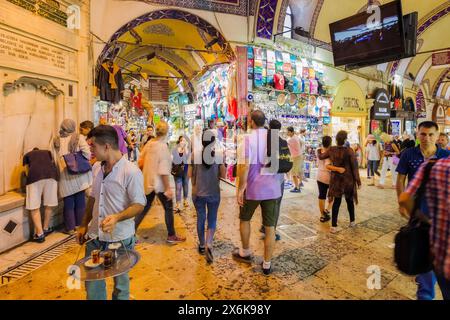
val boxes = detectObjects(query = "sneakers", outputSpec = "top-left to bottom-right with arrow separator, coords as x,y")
349,221 -> 356,228
330,226 -> 342,234
198,245 -> 206,255
290,188 -> 301,193
166,235 -> 186,244
275,233 -> 281,241
32,234 -> 45,243
232,248 -> 252,264
205,247 -> 214,263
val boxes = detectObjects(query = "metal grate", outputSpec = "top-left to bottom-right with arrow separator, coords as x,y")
0,236 -> 77,286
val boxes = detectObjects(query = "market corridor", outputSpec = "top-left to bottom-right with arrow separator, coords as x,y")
0,173 -> 437,300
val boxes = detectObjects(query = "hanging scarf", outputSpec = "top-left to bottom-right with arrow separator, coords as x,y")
102,62 -> 120,89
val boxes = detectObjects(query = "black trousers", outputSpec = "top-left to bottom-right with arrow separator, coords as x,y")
332,196 -> 355,227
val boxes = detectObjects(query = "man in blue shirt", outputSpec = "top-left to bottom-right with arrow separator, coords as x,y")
396,121 -> 450,300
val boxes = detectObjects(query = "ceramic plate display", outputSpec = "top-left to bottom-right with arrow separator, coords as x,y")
289,93 -> 297,106
277,93 -> 287,106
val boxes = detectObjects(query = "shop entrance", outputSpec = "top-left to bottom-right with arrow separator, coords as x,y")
331,116 -> 362,145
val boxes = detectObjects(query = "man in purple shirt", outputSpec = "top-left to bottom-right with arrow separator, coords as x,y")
232,110 -> 281,275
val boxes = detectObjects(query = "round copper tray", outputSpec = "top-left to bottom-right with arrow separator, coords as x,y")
74,249 -> 140,281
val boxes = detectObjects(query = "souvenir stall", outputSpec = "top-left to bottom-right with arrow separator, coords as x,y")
193,63 -> 239,185
246,45 -> 332,169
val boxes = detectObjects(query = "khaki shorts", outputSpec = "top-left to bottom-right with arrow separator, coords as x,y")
26,179 -> 58,210
239,198 -> 278,227
290,155 -> 304,177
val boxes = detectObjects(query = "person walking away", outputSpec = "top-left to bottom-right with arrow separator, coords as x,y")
232,110 -> 281,275
77,125 -> 146,300
286,126 -> 302,193
53,119 -> 92,235
189,129 -> 226,263
259,119 -> 287,241
318,131 -> 361,233
135,121 -> 186,243
398,156 -> 450,300
316,136 -> 346,223
172,136 -> 190,212
378,134 -> 400,189
298,128 -> 307,183
396,121 -> 450,300
365,135 -> 381,186
23,148 -> 59,242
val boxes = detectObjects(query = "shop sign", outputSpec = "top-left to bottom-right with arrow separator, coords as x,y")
432,51 -> 450,68
183,104 -> 197,121
373,89 -> 390,120
332,79 -> 367,114
149,79 -> 169,101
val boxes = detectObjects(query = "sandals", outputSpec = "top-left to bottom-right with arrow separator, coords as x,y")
320,210 -> 331,223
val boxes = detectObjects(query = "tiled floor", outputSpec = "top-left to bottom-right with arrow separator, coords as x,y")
0,172 -> 444,300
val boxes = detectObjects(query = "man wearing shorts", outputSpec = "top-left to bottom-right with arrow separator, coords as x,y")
23,148 -> 59,243
287,126 -> 303,193
233,110 -> 281,275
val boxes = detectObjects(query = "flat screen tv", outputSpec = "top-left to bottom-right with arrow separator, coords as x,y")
329,0 -> 405,67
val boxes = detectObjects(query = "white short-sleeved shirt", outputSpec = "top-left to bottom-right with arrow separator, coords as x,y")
140,139 -> 172,194
87,157 -> 146,242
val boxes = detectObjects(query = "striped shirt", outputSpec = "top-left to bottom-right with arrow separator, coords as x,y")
405,157 -> 450,279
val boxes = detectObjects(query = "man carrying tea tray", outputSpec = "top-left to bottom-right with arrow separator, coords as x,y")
76,125 -> 146,300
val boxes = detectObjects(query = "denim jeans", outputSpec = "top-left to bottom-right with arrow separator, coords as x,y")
174,166 -> 189,203
85,236 -> 135,300
63,190 -> 86,231
135,192 -> 175,236
435,272 -> 450,300
367,160 -> 380,177
193,194 -> 220,247
415,270 -> 437,300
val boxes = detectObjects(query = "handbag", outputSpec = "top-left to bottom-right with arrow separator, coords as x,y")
171,163 -> 185,177
63,151 -> 92,175
394,161 -> 435,276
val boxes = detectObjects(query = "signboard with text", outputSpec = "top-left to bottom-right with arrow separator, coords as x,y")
432,51 -> 450,68
373,89 -> 391,120
149,79 -> 169,102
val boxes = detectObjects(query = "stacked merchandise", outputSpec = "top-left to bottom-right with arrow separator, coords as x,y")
247,46 -> 332,165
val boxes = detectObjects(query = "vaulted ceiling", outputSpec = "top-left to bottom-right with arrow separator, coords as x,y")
281,0 -> 450,101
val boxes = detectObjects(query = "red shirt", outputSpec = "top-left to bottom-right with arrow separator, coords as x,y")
273,73 -> 285,90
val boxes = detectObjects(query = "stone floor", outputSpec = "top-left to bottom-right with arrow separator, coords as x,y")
0,171 -> 444,300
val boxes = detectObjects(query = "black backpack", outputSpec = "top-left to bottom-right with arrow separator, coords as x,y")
266,135 -> 293,174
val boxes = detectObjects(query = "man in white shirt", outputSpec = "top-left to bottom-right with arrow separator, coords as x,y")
77,125 -> 146,300
136,121 -> 186,244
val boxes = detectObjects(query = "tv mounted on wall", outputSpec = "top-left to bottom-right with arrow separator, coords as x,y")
329,0 -> 405,68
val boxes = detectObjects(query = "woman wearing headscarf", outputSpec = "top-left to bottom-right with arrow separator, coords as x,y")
53,119 -> 93,234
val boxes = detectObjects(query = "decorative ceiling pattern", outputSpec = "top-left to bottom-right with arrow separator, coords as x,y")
118,0 -> 256,16
256,0 -> 279,39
